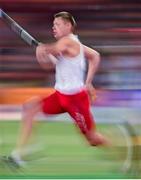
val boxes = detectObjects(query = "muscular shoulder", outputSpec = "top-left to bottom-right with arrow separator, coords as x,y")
56,36 -> 80,56
57,36 -> 79,48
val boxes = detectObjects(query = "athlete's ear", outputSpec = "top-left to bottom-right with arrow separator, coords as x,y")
65,21 -> 72,30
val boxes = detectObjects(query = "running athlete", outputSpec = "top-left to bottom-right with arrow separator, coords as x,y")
10,11 -> 108,166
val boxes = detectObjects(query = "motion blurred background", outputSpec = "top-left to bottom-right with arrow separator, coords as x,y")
0,0 -> 141,178
1,0 -> 141,120
1,0 -> 141,103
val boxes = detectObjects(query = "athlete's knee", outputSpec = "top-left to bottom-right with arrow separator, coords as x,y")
22,96 -> 42,115
87,137 -> 98,146
78,128 -> 95,146
85,131 -> 108,146
84,131 -> 97,146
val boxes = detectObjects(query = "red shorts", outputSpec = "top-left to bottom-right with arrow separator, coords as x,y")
41,90 -> 95,134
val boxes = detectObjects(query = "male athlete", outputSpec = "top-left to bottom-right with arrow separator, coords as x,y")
8,12 -> 108,166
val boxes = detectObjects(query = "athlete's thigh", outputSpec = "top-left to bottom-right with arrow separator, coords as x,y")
69,105 -> 94,133
67,91 -> 95,133
41,91 -> 65,114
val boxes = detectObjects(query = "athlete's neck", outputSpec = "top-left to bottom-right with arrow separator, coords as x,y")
57,33 -> 75,40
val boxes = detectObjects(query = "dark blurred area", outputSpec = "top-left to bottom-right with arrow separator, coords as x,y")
0,0 -> 141,106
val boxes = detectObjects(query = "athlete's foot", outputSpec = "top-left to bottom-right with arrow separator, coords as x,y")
10,151 -> 26,167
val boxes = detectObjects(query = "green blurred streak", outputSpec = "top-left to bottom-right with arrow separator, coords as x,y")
0,121 -> 140,179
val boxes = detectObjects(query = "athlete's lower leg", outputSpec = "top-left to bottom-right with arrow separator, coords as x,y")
14,97 -> 42,157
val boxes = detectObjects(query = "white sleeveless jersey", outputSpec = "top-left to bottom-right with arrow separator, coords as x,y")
54,34 -> 86,94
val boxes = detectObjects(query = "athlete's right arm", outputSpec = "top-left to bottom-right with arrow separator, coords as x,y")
36,44 -> 58,69
36,37 -> 76,68
35,38 -> 68,69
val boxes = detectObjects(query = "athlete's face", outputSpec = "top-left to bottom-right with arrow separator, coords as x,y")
52,17 -> 71,39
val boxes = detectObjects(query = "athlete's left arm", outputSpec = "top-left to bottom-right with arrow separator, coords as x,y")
83,45 -> 100,100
